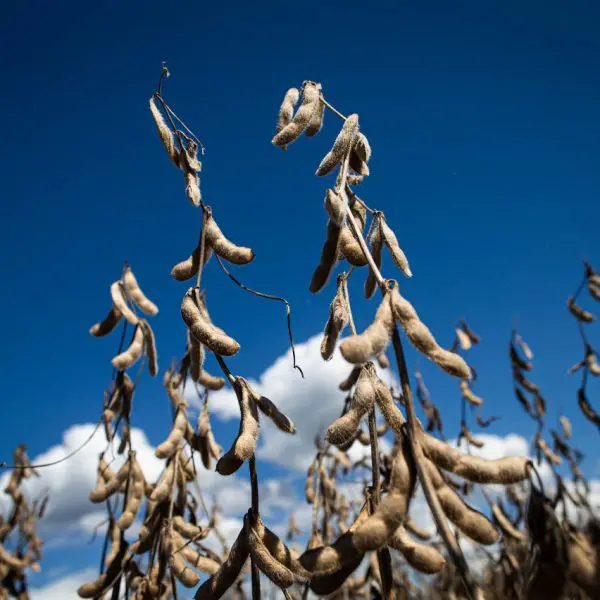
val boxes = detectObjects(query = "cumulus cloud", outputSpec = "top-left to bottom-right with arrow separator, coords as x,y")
30,568 -> 96,600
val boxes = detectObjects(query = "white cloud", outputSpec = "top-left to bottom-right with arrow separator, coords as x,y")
30,568 -> 96,600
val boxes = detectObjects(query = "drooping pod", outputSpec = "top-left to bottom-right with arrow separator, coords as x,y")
365,215 -> 383,299
338,225 -> 368,266
316,114 -> 360,176
305,460 -> 316,504
326,366 -> 376,446
89,306 -> 122,337
139,319 -> 158,377
455,327 -> 472,351
310,220 -> 341,293
535,434 -> 562,466
248,518 -> 295,588
423,457 -> 499,545
243,378 -> 296,433
112,324 -> 145,371
117,457 -> 145,530
172,516 -> 208,541
373,379 -> 405,433
155,403 -> 189,459
339,292 -> 394,364
405,518 -> 432,541
567,296 -> 595,323
389,526 -> 446,573
490,502 -> 526,542
272,81 -> 322,147
77,535 -> 127,598
513,364 -> 538,393
579,388 -> 600,426
149,460 -> 176,503
194,524 -> 249,600
216,378 -> 259,475
321,276 -> 350,360
377,352 -> 390,369
197,401 -> 223,469
171,528 -> 220,574
339,366 -> 362,391
389,285 -> 471,379
275,87 -> 300,150
380,217 -> 412,278
165,527 -> 200,588
110,281 -> 139,326
123,265 -> 159,315
88,457 -> 132,503
324,188 -> 346,227
171,243 -> 213,281
305,95 -> 325,137
204,211 -> 255,265
149,96 -> 180,167
181,288 -> 240,356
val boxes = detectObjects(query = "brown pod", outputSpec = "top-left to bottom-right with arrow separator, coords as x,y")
559,415 -> 572,439
305,96 -> 325,137
510,340 -> 532,371
155,404 -> 189,458
172,516 -> 208,541
89,306 -> 122,337
339,366 -> 362,391
171,529 -> 220,574
123,265 -> 159,315
204,212 -> 255,265
316,114 -> 360,176
374,379 -> 405,433
513,365 -> 539,393
112,324 -> 144,370
380,218 -> 412,277
321,277 -> 350,360
171,244 -> 213,281
365,216 -> 383,299
491,503 -> 526,542
389,526 -> 446,574
390,286 -> 471,379
77,537 -> 126,598
140,319 -> 158,377
150,460 -> 176,503
89,459 -> 131,503
339,294 -> 394,364
272,81 -> 321,147
275,87 -> 300,150
198,369 -> 226,391
339,225 -> 368,266
110,281 -> 139,326
149,96 -> 180,167
567,296 -> 595,323
349,150 -> 370,177
586,351 -> 600,376
324,188 -> 346,227
376,352 -> 390,369
216,378 -> 259,475
181,288 -> 240,356
165,529 -> 200,588
117,458 -> 145,530
188,333 -> 205,382
455,327 -> 472,351
248,520 -> 294,588
244,380 -> 295,433
309,551 -> 365,595
184,170 -> 201,207
588,281 -> 600,301
310,219 -> 342,293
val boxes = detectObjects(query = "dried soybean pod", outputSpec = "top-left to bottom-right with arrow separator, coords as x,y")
90,306 -> 122,337
140,319 -> 158,377
199,370 -> 226,391
171,529 -> 220,574
150,461 -> 176,503
110,281 -> 139,326
112,324 -> 145,370
424,458 -> 499,545
88,458 -> 131,503
586,351 -> 600,376
374,379 -> 405,433
248,520 -> 294,588
339,225 -> 368,266
510,340 -> 532,371
405,518 -> 432,541
309,551 -> 365,595
380,217 -> 412,277
123,265 -> 159,315
272,81 -> 321,147
172,516 -> 208,541
305,460 -> 316,504
149,96 -> 180,167
567,296 -> 595,323
513,365 -> 539,393
117,459 -> 145,530
77,538 -> 127,598
353,132 -> 371,163
204,212 -> 255,265
460,380 -> 483,406
171,244 -> 213,281
244,380 -> 295,433
216,378 -> 259,475
275,87 -> 300,149
389,286 -> 471,379
165,528 -> 200,588
324,188 -> 346,227
305,95 -> 325,137
588,281 -> 600,301
455,327 -> 472,351
339,366 -> 362,391
188,333 -> 205,382
316,114 -> 360,176
184,170 -> 201,207
389,526 -> 446,574
514,387 -> 533,414
155,404 -> 188,459
348,150 -> 370,177
577,388 -> 600,426
365,216 -> 383,299
559,415 -> 572,439
321,277 -> 350,360
310,220 -> 341,293
377,352 -> 390,369
339,293 -> 394,364
181,288 -> 240,356
491,503 -> 526,542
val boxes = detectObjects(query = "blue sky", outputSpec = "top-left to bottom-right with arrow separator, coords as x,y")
1,0 -> 600,595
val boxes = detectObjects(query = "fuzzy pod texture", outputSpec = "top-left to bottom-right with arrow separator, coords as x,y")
149,96 -> 180,167
188,333 -> 205,382
171,529 -> 220,574
420,431 -> 530,484
309,551 -> 365,596
339,366 -> 362,391
390,286 -> 471,378
374,379 -> 405,433
117,459 -> 145,530
165,529 -> 200,587
89,306 -> 122,337
248,521 -> 295,588
424,458 -> 499,545
380,218 -> 412,277
110,281 -> 139,326
216,379 -> 259,475
353,132 -> 372,163
316,114 -> 360,176
111,324 -> 145,370
491,503 -> 527,542
260,523 -> 311,578
140,319 -> 158,377
320,278 -> 350,360
184,170 -> 202,207
455,327 -> 472,351
275,87 -> 300,149
389,526 -> 446,574
339,225 -> 368,266
305,460 -> 316,504
324,188 -> 346,227
513,365 -> 539,393
305,96 -> 325,137
377,352 -> 390,369
181,288 -> 240,356
339,293 -> 394,364
149,460 -> 176,503
272,81 -> 321,147
348,150 -> 370,177
171,244 -> 213,281
310,219 -> 341,293
567,296 -> 595,323
77,538 -> 126,598
155,405 -> 189,458
123,265 -> 159,315
172,516 -> 208,541
244,380 -> 295,434
326,366 -> 376,445
204,213 -> 255,265
365,217 -> 383,299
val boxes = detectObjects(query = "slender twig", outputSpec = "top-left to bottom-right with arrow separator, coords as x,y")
320,94 -> 347,121
195,208 -> 209,290
249,457 -> 261,600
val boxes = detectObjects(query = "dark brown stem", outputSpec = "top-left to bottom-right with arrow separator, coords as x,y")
249,456 -> 261,599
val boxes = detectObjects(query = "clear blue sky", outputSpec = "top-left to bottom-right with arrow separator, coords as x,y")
1,0 -> 600,589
